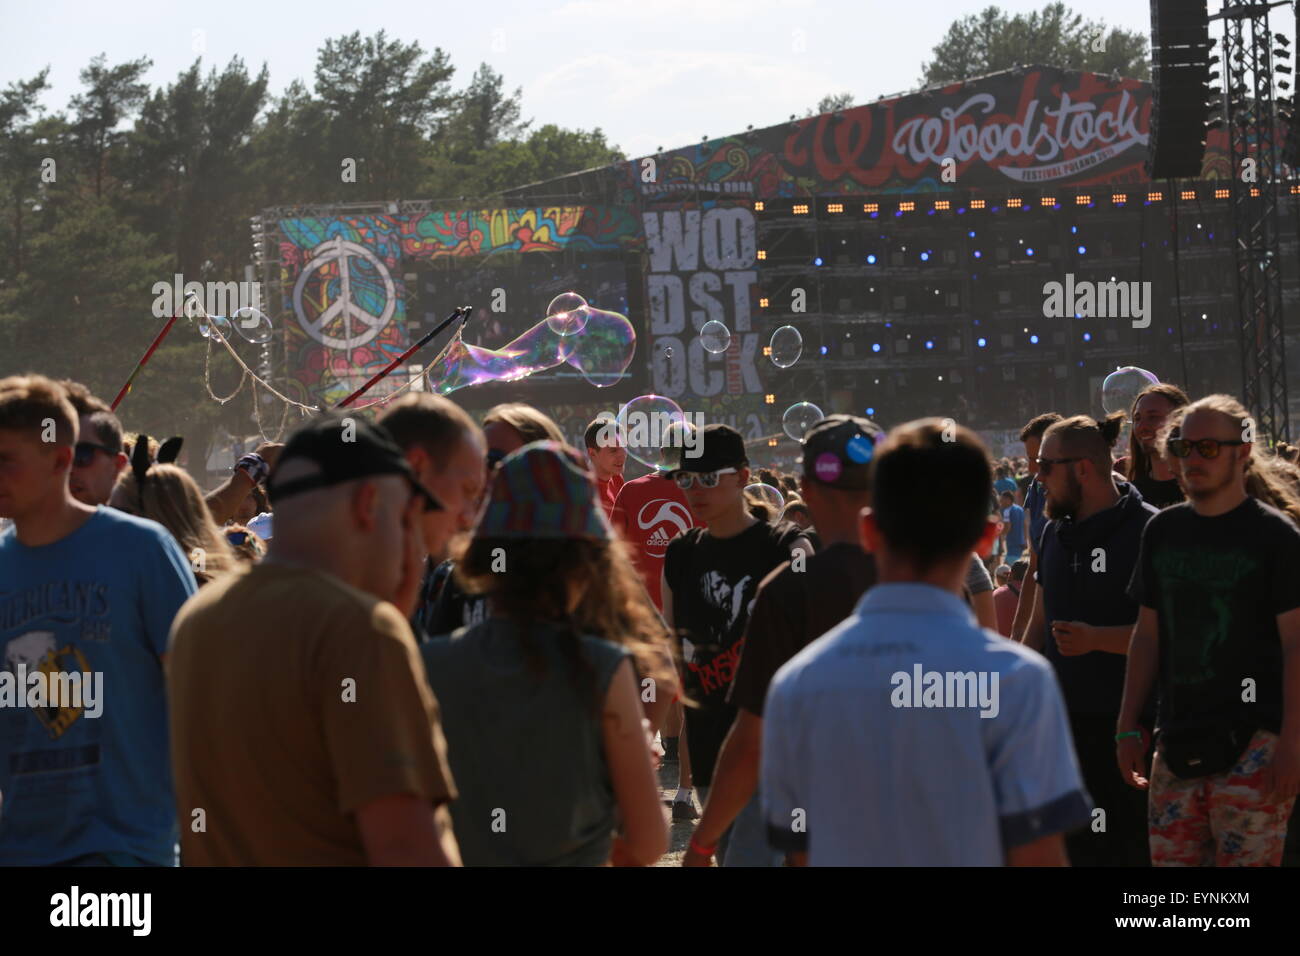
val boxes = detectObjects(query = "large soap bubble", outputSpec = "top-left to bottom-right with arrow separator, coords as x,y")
770,325 -> 803,368
546,292 -> 589,336
782,401 -> 824,441
1101,366 -> 1159,415
746,483 -> 785,513
423,299 -> 636,396
232,307 -> 274,344
198,314 -> 232,340
615,394 -> 697,472
699,320 -> 731,354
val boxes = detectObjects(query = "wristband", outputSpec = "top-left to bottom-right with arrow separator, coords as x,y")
235,453 -> 269,485
1114,730 -> 1142,742
688,836 -> 716,857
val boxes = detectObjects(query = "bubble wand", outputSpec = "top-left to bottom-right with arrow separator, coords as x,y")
110,311 -> 181,411
336,306 -> 473,409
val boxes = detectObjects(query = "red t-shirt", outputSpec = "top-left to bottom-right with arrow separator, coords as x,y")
610,474 -> 695,611
598,474 -> 625,520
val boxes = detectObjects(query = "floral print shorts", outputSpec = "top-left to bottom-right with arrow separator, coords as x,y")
1148,728 -> 1296,866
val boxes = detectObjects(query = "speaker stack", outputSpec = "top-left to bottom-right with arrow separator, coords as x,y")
1146,0 -> 1214,179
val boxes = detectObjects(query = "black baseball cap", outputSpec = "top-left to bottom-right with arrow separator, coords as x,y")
267,411 -> 441,510
799,415 -> 884,490
668,423 -> 747,476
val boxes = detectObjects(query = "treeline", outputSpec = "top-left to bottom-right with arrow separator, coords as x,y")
0,31 -> 622,455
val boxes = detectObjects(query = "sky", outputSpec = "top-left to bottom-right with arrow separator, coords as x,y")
0,0 -> 1281,161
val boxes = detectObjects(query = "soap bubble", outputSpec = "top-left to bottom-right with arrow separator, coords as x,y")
782,401 -> 824,441
746,483 -> 785,513
232,307 -> 274,344
546,292 -> 589,336
699,320 -> 731,354
567,306 -> 637,387
1101,366 -> 1159,415
199,314 -> 232,340
616,395 -> 695,472
423,301 -> 637,396
770,326 -> 803,368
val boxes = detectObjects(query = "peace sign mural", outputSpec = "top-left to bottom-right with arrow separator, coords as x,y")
292,236 -> 397,353
279,220 -> 410,406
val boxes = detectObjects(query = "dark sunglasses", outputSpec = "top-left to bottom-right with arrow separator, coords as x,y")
1167,438 -> 1247,460
73,442 -> 117,468
1035,456 -> 1083,476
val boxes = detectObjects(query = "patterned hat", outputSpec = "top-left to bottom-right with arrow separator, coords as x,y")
473,440 -> 614,541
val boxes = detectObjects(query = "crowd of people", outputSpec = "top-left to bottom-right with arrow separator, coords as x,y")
0,370 -> 1297,867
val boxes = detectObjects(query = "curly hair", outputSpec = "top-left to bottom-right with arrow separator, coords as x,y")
452,535 -> 677,713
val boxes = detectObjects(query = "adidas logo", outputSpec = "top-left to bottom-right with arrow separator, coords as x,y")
648,528 -> 672,545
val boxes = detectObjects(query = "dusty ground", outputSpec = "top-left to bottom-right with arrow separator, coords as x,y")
653,752 -> 694,867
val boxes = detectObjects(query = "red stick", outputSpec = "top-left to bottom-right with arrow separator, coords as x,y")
111,313 -> 180,411
337,307 -> 468,409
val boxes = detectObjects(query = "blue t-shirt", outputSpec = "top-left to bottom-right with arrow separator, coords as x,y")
762,583 -> 1090,865
1002,504 -> 1026,555
0,507 -> 197,865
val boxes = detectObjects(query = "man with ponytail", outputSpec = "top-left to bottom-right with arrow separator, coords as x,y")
1027,411 -> 1158,865
1119,394 -> 1300,866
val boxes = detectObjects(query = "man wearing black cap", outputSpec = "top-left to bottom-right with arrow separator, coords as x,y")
661,423 -> 811,866
683,415 -> 880,867
168,412 -> 461,866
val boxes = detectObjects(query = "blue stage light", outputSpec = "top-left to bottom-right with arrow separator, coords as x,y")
866,254 -> 877,264
977,337 -> 987,348
871,343 -> 882,353
1029,334 -> 1039,344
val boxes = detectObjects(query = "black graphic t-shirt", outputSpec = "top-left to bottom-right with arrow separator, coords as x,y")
664,519 -> 804,786
1129,498 -> 1300,733
1133,469 -> 1184,510
416,559 -> 488,640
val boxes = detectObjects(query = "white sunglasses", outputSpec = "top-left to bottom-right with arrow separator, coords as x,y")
673,467 -> 739,490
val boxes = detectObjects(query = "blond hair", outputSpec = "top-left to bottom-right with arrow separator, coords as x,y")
114,464 -> 236,584
1159,394 -> 1300,526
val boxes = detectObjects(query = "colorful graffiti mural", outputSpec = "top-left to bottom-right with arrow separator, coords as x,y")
276,207 -> 637,406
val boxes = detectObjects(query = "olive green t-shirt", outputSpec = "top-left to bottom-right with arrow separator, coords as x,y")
167,564 -> 455,865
